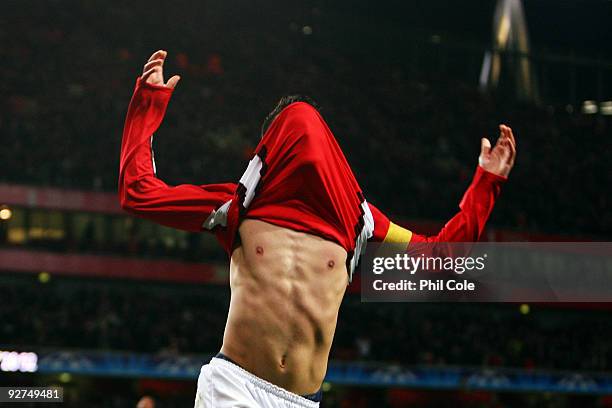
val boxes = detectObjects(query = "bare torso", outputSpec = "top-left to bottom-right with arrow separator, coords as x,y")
220,219 -> 348,395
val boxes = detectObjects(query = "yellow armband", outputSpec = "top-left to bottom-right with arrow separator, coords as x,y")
383,222 -> 413,244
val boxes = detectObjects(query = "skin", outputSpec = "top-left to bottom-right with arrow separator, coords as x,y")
136,396 -> 155,408
141,50 -> 517,395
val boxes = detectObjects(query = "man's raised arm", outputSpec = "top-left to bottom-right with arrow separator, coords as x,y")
119,50 -> 237,233
369,125 -> 516,245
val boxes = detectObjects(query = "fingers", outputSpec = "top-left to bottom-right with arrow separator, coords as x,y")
506,130 -> 516,164
143,50 -> 167,74
142,50 -> 180,89
499,124 -> 516,164
147,50 -> 166,62
480,137 -> 492,156
143,58 -> 164,74
499,124 -> 515,145
142,50 -> 166,82
141,66 -> 161,81
166,75 -> 181,89
502,125 -> 515,143
505,126 -> 516,158
496,124 -> 507,147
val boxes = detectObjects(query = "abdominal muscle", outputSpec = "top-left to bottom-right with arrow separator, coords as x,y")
220,219 -> 348,395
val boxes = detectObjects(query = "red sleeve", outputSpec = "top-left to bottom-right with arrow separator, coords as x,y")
410,166 -> 506,243
118,77 -> 237,233
368,166 -> 506,245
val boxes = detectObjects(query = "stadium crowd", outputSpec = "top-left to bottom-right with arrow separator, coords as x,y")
1,278 -> 609,372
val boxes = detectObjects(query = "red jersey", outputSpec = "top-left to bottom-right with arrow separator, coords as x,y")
119,78 -> 506,281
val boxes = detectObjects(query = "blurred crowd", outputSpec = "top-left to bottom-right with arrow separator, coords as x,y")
1,1 -> 610,240
1,278 -> 609,372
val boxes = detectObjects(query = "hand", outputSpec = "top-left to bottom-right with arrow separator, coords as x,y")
478,124 -> 516,177
141,50 -> 181,89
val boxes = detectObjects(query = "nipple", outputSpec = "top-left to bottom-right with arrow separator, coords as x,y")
256,246 -> 264,255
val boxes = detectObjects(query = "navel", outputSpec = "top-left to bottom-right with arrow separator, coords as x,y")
327,260 -> 335,269
256,246 -> 264,255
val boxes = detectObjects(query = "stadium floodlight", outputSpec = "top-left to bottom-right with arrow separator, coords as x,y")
582,100 -> 598,114
0,206 -> 12,221
480,0 -> 538,102
0,351 -> 38,373
600,101 -> 612,115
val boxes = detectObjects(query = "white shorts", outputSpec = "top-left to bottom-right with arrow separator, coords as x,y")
194,357 -> 321,408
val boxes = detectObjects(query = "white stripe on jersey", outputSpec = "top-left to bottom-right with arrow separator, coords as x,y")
238,154 -> 263,210
348,200 -> 374,282
202,199 -> 233,230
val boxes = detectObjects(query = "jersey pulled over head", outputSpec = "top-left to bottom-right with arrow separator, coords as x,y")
238,98 -> 374,279
261,95 -> 321,138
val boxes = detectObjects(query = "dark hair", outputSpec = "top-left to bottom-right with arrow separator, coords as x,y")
261,95 -> 320,137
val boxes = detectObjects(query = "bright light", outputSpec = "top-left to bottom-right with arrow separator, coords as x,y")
582,100 -> 598,114
520,304 -> 530,315
38,272 -> 51,284
59,372 -> 72,383
19,352 -> 38,372
0,351 -> 38,372
302,26 -> 312,35
600,101 -> 612,116
322,381 -> 332,392
0,207 -> 12,220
